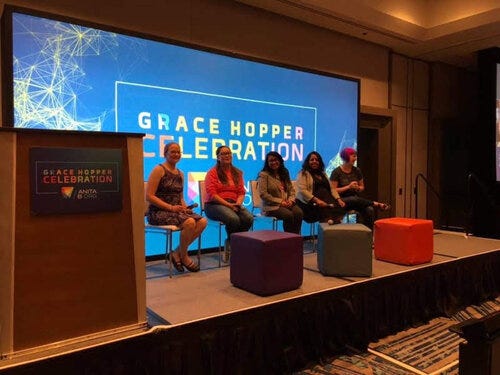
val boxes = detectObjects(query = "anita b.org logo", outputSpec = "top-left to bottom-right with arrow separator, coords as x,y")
61,186 -> 74,198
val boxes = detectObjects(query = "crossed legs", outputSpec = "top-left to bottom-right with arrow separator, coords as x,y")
342,196 -> 389,229
170,217 -> 207,271
180,218 -> 207,264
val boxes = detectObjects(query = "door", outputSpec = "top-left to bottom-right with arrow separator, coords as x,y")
358,113 -> 394,220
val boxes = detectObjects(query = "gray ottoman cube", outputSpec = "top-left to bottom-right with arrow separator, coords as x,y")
317,223 -> 372,276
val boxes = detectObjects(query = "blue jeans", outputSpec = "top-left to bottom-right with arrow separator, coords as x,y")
204,203 -> 254,237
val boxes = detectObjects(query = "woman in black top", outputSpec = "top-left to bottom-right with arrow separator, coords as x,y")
296,151 -> 345,223
330,147 -> 390,229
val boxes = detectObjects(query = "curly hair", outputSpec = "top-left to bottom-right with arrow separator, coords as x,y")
261,151 -> 291,184
301,151 -> 325,173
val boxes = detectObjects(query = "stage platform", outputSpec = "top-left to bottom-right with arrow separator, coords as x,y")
146,230 -> 500,326
1,230 -> 499,374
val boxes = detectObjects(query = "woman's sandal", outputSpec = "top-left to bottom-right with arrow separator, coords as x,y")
182,260 -> 200,273
169,252 -> 184,273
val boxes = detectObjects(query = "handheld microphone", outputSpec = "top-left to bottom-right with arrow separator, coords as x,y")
186,203 -> 199,210
312,203 -> 335,207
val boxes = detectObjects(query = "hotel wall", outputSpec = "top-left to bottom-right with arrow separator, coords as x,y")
428,63 -> 478,229
390,54 -> 430,218
0,0 -> 433,218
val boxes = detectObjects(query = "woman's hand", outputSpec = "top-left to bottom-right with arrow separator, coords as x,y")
337,198 -> 346,208
170,205 -> 185,213
316,199 -> 329,208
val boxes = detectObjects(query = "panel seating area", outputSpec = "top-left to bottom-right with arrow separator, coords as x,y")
146,179 -> 425,280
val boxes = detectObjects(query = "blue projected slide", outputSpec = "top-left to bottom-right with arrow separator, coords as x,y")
10,11 -> 359,255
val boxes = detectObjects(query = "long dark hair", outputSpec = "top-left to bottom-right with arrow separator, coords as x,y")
261,151 -> 291,184
215,146 -> 241,185
301,151 -> 325,173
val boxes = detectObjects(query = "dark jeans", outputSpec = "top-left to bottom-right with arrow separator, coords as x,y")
342,196 -> 375,229
296,200 -> 345,223
265,205 -> 303,234
204,203 -> 254,237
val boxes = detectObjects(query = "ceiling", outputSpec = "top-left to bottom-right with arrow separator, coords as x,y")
235,0 -> 500,68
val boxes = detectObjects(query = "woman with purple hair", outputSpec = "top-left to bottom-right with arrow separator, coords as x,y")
330,147 -> 390,229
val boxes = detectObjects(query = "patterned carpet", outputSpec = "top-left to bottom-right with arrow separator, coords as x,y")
369,317 -> 461,374
295,297 -> 500,375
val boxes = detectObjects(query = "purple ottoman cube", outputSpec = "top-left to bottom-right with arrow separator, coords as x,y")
230,230 -> 303,296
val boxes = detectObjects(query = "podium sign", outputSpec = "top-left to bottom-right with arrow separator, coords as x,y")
30,147 -> 122,215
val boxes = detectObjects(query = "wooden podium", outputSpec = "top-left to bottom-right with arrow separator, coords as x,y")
451,311 -> 500,375
0,128 -> 146,358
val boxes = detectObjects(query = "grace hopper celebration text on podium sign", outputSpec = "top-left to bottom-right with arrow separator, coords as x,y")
30,147 -> 122,215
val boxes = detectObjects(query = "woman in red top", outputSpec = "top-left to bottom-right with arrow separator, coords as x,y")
204,146 -> 253,261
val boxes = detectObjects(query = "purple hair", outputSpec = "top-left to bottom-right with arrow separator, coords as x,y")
340,147 -> 357,163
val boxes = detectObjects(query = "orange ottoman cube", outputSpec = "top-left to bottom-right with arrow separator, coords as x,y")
374,218 -> 433,265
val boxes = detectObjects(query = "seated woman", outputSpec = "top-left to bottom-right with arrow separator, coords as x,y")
257,151 -> 303,234
296,151 -> 345,223
146,142 -> 207,273
204,145 -> 254,261
330,147 -> 390,229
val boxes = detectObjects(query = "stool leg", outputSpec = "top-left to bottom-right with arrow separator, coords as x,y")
197,235 -> 201,268
308,222 -> 315,252
312,223 -> 317,252
218,223 -> 222,267
167,230 -> 173,278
